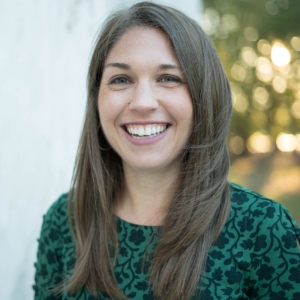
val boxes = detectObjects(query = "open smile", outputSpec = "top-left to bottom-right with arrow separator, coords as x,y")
124,124 -> 169,139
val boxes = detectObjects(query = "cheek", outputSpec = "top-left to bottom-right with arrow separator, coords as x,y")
98,89 -> 112,134
171,93 -> 193,125
98,101 -> 118,150
182,93 -> 194,124
97,89 -> 125,140
98,87 -> 113,123
98,104 -> 114,139
176,97 -> 194,140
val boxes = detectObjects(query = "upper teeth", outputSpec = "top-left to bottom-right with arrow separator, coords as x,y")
126,124 -> 167,136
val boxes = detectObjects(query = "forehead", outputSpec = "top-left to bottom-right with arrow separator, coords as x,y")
105,27 -> 178,65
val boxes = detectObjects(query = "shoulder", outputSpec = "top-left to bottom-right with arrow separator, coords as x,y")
206,183 -> 300,298
229,182 -> 298,225
34,193 -> 71,298
227,181 -> 300,246
230,181 -> 280,210
43,192 -> 69,225
39,193 -> 70,249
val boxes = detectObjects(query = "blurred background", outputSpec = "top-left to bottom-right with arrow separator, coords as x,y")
201,0 -> 300,225
0,0 -> 299,299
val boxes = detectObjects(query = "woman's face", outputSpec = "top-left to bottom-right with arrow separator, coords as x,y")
98,27 -> 193,173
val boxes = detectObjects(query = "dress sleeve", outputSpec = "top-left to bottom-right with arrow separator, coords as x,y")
249,203 -> 300,299
33,197 -> 65,300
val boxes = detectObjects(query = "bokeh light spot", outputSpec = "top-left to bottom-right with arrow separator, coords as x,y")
256,57 -> 273,82
291,36 -> 300,51
247,132 -> 274,153
241,47 -> 257,67
272,76 -> 287,93
233,93 -> 249,113
222,14 -> 239,32
229,136 -> 245,155
231,64 -> 246,81
278,64 -> 292,77
271,42 -> 291,66
296,134 -> 300,152
265,1 -> 279,15
276,133 -> 298,152
253,86 -> 270,109
291,100 -> 300,119
200,9 -> 220,35
257,39 -> 272,55
204,8 -> 220,28
274,105 -> 290,125
244,27 -> 258,42
216,25 -> 228,39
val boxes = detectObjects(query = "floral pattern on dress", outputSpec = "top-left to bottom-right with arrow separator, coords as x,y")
34,183 -> 300,299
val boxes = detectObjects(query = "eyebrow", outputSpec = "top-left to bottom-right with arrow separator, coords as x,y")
105,63 -> 130,70
104,62 -> 180,70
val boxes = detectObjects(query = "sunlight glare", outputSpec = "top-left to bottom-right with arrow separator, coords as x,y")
271,42 -> 291,66
276,133 -> 298,152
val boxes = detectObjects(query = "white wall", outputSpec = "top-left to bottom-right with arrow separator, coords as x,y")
0,0 -> 201,299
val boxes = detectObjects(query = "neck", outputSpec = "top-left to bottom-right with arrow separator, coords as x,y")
114,163 -> 180,226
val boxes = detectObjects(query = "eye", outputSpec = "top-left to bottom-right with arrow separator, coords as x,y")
160,75 -> 181,83
109,76 -> 131,85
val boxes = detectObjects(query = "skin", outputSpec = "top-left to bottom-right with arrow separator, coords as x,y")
98,27 -> 193,225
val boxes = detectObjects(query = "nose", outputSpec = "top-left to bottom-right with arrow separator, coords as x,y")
128,81 -> 159,112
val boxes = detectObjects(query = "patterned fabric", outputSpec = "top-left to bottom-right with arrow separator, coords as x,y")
33,183 -> 300,299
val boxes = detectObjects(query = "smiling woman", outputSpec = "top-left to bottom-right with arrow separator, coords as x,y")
33,1 -> 300,300
99,27 -> 193,176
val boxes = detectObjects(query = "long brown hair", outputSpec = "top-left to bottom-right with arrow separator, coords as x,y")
67,2 -> 233,299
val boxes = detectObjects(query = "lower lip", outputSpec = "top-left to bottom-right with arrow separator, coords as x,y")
123,127 -> 169,145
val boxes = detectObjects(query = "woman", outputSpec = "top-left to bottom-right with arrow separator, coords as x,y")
34,2 -> 300,299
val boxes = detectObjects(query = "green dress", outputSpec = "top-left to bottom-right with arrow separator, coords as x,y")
33,183 -> 300,299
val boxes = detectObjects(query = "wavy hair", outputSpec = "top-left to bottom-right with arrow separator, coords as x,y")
67,2 -> 232,299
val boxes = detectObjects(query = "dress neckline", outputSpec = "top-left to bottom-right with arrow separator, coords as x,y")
114,215 -> 161,228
